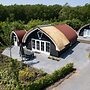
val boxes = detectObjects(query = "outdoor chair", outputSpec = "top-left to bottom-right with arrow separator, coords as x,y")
24,48 -> 34,59
19,44 -> 34,61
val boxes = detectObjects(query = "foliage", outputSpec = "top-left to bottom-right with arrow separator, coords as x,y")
19,67 -> 36,81
0,54 -> 46,90
0,21 -> 26,46
19,67 -> 46,83
0,54 -> 74,90
0,4 -> 62,23
27,19 -> 44,29
0,4 -> 90,23
63,19 -> 83,31
26,63 -> 74,90
0,57 -> 24,89
0,4 -> 90,46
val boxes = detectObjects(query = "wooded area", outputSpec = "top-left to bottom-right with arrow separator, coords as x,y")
0,4 -> 90,23
0,4 -> 90,46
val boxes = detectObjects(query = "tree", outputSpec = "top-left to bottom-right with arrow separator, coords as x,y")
63,19 -> 83,30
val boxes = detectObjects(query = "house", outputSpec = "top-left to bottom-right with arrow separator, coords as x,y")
21,24 -> 78,57
78,24 -> 90,38
10,30 -> 26,46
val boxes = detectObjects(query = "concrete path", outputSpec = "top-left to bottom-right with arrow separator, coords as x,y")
2,43 -> 90,74
52,62 -> 90,90
2,46 -> 21,61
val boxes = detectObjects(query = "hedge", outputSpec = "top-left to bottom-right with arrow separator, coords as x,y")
25,63 -> 74,90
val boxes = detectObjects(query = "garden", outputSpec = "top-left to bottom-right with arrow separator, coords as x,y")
0,48 -> 74,90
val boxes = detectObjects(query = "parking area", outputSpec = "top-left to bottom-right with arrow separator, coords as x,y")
2,42 -> 90,74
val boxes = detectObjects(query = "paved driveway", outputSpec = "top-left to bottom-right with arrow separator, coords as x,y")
2,43 -> 90,74
52,62 -> 90,90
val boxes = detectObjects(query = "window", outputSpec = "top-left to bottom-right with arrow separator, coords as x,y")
14,36 -> 17,41
32,40 -> 35,49
31,39 -> 50,55
46,42 -> 50,52
37,31 -> 43,39
84,29 -> 90,37
41,42 -> 44,51
36,41 -> 40,50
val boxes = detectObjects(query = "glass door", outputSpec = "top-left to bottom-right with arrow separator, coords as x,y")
36,41 -> 40,50
32,40 -> 35,49
46,42 -> 50,52
41,42 -> 44,51
31,39 -> 50,55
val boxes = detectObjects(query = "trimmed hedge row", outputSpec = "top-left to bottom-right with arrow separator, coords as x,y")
25,63 -> 74,90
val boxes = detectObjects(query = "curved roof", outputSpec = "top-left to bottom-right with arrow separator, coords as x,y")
22,24 -> 77,51
55,24 -> 78,43
11,30 -> 26,43
40,26 -> 70,50
78,23 -> 90,35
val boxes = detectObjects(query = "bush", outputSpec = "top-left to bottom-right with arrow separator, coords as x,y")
63,19 -> 83,30
27,19 -> 50,30
26,63 -> 74,90
19,67 -> 36,81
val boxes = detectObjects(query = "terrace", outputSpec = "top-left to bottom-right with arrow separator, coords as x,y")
2,42 -> 90,74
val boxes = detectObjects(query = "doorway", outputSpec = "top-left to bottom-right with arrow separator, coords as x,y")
31,39 -> 50,55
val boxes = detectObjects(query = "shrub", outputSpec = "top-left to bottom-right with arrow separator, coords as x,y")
19,67 -> 36,81
26,63 -> 74,90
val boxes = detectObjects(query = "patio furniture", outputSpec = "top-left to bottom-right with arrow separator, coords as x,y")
19,44 -> 34,61
23,48 -> 34,59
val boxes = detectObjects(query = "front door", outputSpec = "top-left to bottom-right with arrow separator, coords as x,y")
31,39 -> 50,55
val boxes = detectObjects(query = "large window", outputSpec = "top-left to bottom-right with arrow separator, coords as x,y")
31,39 -> 50,55
32,40 -> 35,49
41,42 -> 44,51
46,42 -> 50,52
36,41 -> 40,50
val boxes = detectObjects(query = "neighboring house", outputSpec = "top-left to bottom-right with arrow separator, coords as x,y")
22,24 -> 77,57
10,30 -> 26,46
78,24 -> 90,38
